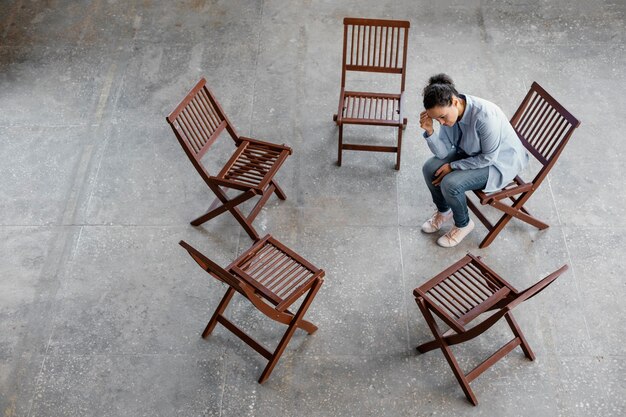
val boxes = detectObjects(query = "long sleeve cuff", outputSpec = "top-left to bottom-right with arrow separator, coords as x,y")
423,130 -> 452,159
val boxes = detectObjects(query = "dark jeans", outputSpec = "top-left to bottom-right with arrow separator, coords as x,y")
422,152 -> 489,228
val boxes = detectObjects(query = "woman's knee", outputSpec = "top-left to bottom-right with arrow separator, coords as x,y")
440,174 -> 465,197
422,157 -> 446,180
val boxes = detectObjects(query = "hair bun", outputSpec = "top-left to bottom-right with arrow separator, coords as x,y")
428,73 -> 454,87
422,73 -> 459,109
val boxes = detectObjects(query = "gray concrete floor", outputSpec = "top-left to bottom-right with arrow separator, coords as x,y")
1,0 -> 625,416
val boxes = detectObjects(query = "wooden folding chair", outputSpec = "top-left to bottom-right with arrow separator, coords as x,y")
468,82 -> 581,248
333,18 -> 410,170
414,254 -> 568,405
166,79 -> 292,240
180,235 -> 325,383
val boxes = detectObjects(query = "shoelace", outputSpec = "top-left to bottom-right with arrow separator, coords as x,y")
444,227 -> 462,243
431,211 -> 446,228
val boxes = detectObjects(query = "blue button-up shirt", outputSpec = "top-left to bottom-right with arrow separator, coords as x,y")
423,94 -> 529,193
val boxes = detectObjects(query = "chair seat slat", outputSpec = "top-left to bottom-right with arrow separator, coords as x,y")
232,266 -> 283,305
459,266 -> 500,296
231,159 -> 273,173
273,265 -> 310,295
435,284 -> 471,315
267,262 -> 306,293
453,271 -> 491,300
278,270 -> 314,298
239,243 -> 274,270
446,276 -> 482,307
260,257 -> 297,286
224,171 -> 265,184
464,263 -> 502,293
342,93 -> 401,122
254,252 -> 294,283
449,275 -> 485,307
245,246 -> 282,276
440,280 -> 476,311
262,261 -> 300,291
428,287 -> 464,318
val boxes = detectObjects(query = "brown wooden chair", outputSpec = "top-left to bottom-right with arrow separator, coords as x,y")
166,79 -> 292,240
180,234 -> 325,383
333,18 -> 410,170
468,82 -> 581,248
413,254 -> 568,405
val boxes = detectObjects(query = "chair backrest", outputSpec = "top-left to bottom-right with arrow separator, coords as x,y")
507,264 -> 569,310
511,82 -> 580,183
166,79 -> 240,170
179,240 -> 247,295
341,18 -> 410,91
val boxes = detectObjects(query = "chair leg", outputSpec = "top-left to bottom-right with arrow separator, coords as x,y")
202,287 -> 236,338
258,279 -> 322,384
271,179 -> 287,200
478,191 -> 549,248
337,124 -> 343,166
395,125 -> 403,170
416,298 -> 478,406
416,338 -> 440,354
439,338 -> 478,406
248,185 -> 275,223
509,196 -> 531,215
204,184 -> 260,240
478,213 -> 513,248
491,200 -> 549,230
206,186 -> 229,213
505,312 -> 535,360
234,209 -> 261,240
467,198 -> 494,231
191,188 -> 256,226
284,309 -> 318,334
207,196 -> 222,212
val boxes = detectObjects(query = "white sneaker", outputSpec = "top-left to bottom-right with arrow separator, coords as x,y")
421,210 -> 453,234
437,219 -> 475,247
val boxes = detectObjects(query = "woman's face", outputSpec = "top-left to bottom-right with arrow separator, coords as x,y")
425,96 -> 461,127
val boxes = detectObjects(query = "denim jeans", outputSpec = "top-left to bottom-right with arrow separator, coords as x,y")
422,151 -> 489,228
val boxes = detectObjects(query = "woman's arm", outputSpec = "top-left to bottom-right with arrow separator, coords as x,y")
421,112 -> 454,159
450,117 -> 500,170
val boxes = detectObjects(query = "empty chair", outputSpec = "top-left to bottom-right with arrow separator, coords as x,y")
413,253 -> 568,405
467,82 -> 581,247
180,235 -> 325,383
333,18 -> 410,170
167,78 -> 292,240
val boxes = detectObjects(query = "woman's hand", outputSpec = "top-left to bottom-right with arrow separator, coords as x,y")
420,111 -> 434,136
432,163 -> 453,186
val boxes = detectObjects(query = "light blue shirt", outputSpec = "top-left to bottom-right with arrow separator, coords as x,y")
423,94 -> 529,193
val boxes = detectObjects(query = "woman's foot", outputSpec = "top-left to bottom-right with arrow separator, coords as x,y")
437,219 -> 475,247
421,209 -> 453,233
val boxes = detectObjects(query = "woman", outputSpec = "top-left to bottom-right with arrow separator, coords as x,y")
419,74 -> 529,247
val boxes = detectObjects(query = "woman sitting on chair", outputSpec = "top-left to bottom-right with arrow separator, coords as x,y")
419,74 -> 529,247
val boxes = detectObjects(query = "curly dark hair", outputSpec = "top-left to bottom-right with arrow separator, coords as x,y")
422,73 -> 459,109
